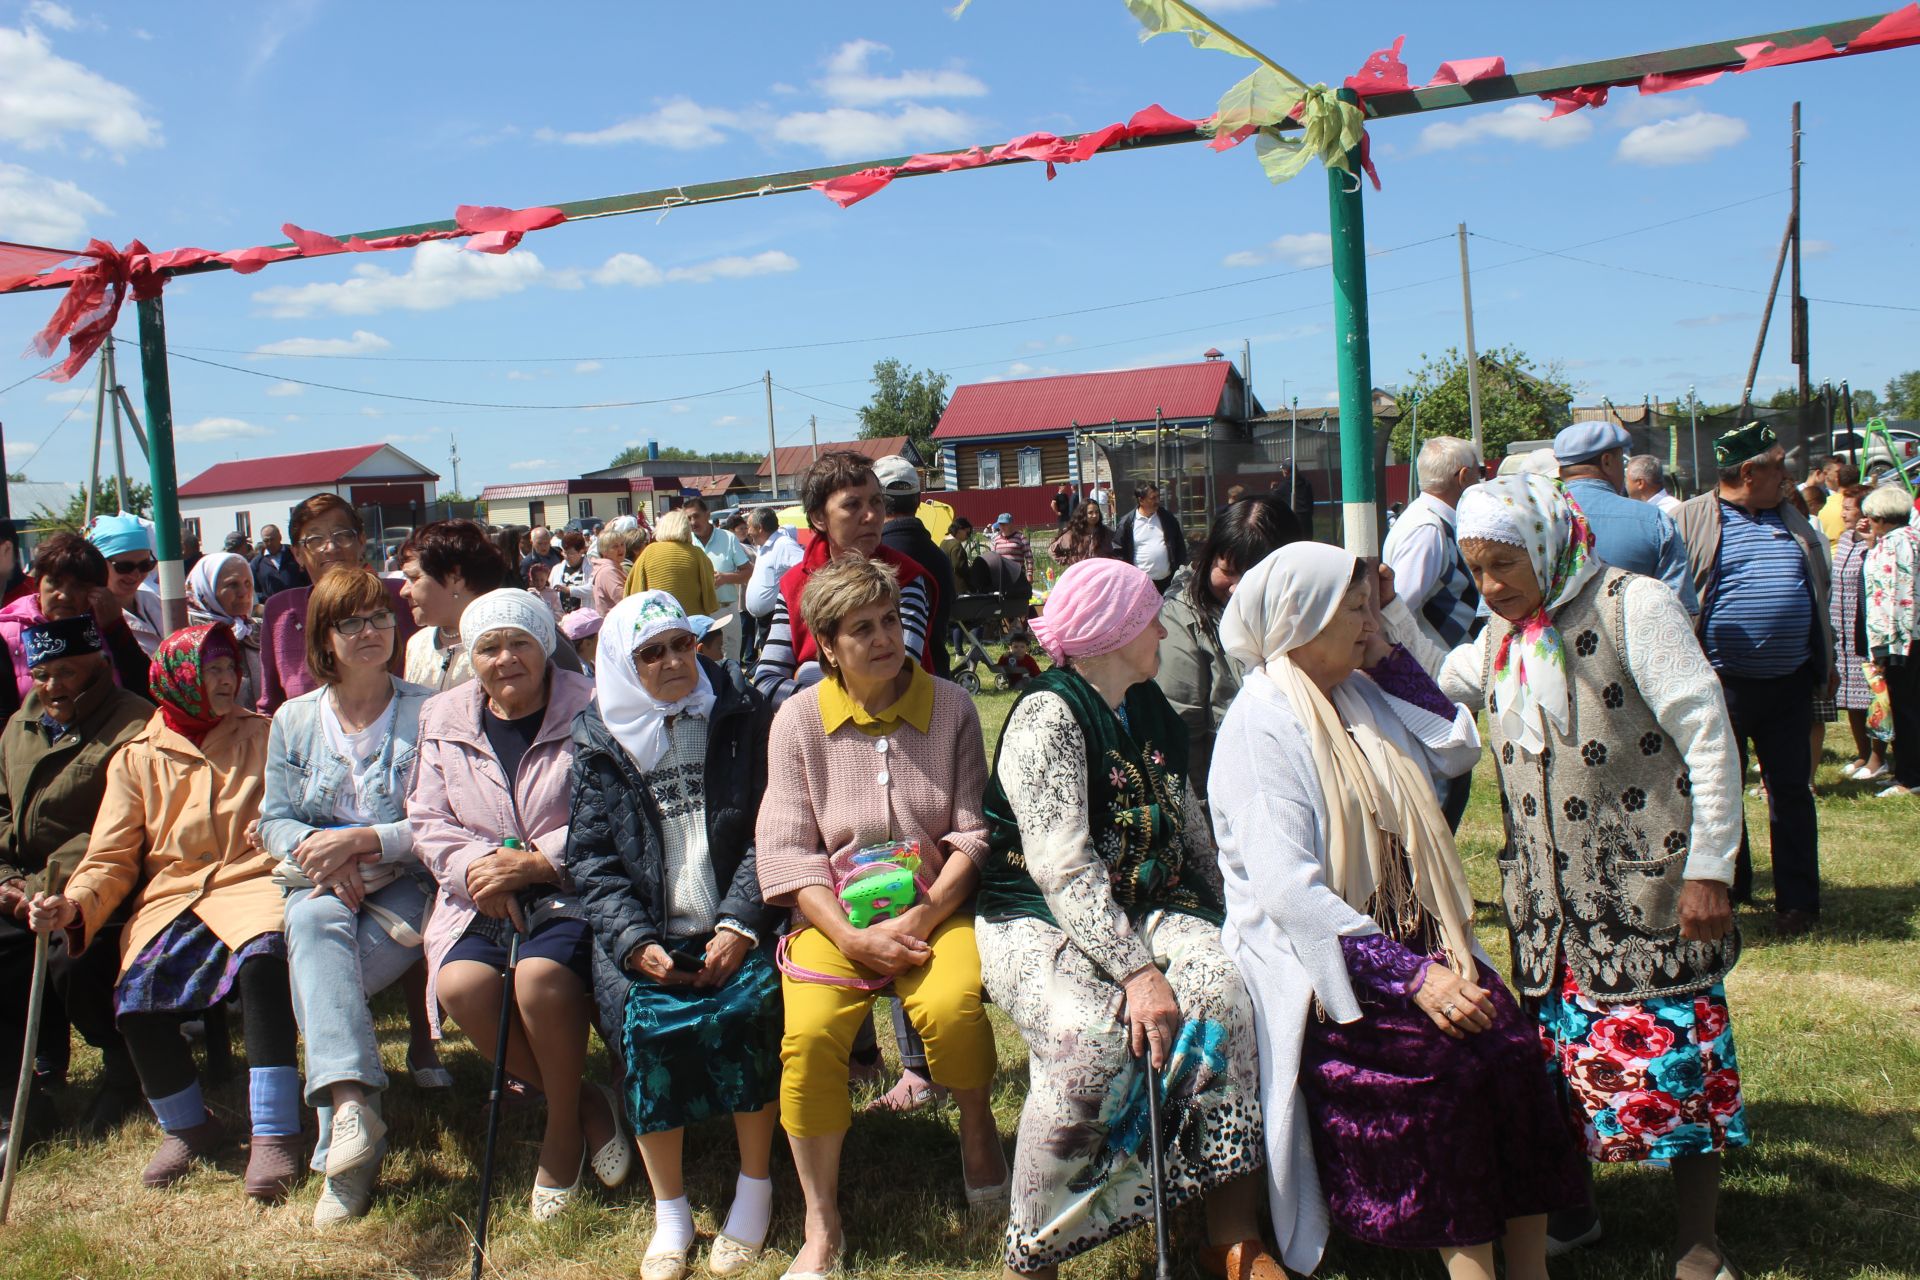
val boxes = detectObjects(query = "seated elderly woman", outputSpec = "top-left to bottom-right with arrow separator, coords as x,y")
568,591 -> 783,1280
408,589 -> 631,1218
1861,485 -> 1920,797
974,557 -> 1268,1280
26,625 -> 303,1203
756,557 -> 1002,1280
1441,474 -> 1747,1280
260,568 -> 437,1227
186,551 -> 264,710
1212,542 -> 1585,1280
0,533 -> 153,719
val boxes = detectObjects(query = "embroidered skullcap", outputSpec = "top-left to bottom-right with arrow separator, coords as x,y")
22,614 -> 102,668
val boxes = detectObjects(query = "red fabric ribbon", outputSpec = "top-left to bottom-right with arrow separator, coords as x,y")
1345,37 -> 1506,98
9,204 -> 566,381
812,105 -> 1203,208
1540,85 -> 1611,118
1849,2 -> 1920,52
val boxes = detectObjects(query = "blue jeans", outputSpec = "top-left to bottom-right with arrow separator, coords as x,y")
284,877 -> 429,1170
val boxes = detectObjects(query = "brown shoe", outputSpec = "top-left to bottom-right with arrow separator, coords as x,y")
142,1116 -> 228,1188
244,1133 -> 306,1203
1774,909 -> 1819,938
1200,1239 -> 1287,1279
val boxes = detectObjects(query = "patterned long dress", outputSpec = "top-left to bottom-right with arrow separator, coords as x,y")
977,689 -> 1263,1275
1832,531 -> 1873,710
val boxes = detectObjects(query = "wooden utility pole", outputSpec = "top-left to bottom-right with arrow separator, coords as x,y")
1457,222 -> 1484,454
763,371 -> 778,500
1789,101 -> 1809,407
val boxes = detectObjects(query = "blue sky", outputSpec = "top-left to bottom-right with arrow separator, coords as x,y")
1,1 -> 1915,492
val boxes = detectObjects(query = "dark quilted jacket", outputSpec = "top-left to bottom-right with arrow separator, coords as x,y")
565,657 -> 778,1039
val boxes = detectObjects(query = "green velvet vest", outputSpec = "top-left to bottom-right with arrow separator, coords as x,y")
977,668 -> 1222,927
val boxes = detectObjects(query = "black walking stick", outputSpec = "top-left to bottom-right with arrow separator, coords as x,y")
1141,1045 -> 1174,1280
0,932 -> 49,1225
469,927 -> 521,1280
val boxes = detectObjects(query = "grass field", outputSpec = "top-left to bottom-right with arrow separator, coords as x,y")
1,696 -> 1915,1280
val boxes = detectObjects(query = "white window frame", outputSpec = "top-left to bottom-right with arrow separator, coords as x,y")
578,498 -> 592,519
1017,446 -> 1043,488
616,495 -> 633,516
977,450 -> 1002,489
234,512 -> 251,539
182,517 -> 202,544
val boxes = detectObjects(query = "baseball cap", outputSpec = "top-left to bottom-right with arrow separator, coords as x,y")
872,455 -> 921,495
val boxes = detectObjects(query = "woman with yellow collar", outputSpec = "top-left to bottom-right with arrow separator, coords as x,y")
756,557 -> 1005,1280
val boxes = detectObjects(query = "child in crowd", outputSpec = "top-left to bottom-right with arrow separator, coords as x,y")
688,613 -> 731,666
996,631 -> 1043,689
559,607 -> 602,675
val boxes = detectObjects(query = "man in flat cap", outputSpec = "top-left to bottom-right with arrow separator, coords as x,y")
1677,422 -> 1832,936
0,615 -> 154,1156
1555,420 -> 1697,613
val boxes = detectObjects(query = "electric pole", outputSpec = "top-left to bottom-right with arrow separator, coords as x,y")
1790,101 -> 1809,408
448,431 -> 463,497
1458,222 -> 1484,454
764,371 -> 778,500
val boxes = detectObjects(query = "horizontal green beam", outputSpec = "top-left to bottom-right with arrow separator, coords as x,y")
1360,13 -> 1890,119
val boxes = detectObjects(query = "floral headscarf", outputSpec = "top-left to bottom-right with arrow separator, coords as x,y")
1455,474 -> 1600,755
149,623 -> 240,746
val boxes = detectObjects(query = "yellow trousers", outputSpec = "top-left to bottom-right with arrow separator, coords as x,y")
779,915 -> 996,1137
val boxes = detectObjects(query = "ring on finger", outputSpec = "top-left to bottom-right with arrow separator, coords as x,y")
1442,1001 -> 1458,1019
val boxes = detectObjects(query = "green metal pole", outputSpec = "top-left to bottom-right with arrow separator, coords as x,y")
135,297 -> 187,634
1326,88 -> 1378,555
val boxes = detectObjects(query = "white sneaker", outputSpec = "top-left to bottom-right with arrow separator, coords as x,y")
313,1160 -> 378,1227
325,1100 -> 387,1177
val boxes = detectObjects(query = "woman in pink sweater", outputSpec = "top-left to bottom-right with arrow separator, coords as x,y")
756,558 -> 1004,1279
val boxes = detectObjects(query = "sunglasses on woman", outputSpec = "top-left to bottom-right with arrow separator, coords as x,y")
635,633 -> 698,665
109,557 -> 157,576
333,610 -> 397,637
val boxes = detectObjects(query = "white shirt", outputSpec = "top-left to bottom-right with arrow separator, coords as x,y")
744,527 -> 804,619
1379,492 -> 1457,612
1650,490 -> 1683,518
1130,510 -> 1170,580
319,692 -> 398,826
699,525 -> 752,608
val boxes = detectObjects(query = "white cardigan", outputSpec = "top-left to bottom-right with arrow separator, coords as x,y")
1209,666 -> 1480,1275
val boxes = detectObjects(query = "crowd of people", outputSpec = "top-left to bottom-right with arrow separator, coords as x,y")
0,420 -> 1884,1280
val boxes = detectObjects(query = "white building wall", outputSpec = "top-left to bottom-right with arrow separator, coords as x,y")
178,484 -> 339,544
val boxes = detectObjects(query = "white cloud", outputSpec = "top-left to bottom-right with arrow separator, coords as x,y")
509,458 -> 554,471
24,2 -> 80,32
772,104 -> 980,159
264,380 -> 304,397
1616,111 -> 1747,165
1022,334 -> 1075,352
0,160 -> 106,244
247,0 -> 320,79
0,25 -> 160,152
1802,238 -> 1833,257
1222,231 -> 1332,270
1418,102 -> 1593,152
574,360 -> 602,374
593,249 -> 798,288
359,406 -> 383,418
250,330 -> 391,358
1674,313 -> 1752,329
982,361 -> 1064,382
712,415 -> 742,427
380,431 -> 432,445
537,97 -> 743,149
177,416 -> 269,443
42,383 -> 89,404
668,403 -> 691,414
505,370 -> 536,381
818,39 -> 986,107
251,241 -> 565,318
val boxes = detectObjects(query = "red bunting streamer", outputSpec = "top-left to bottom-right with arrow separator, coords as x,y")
1344,37 -> 1506,98
1849,2 -> 1920,51
6,205 -> 565,381
811,105 -> 1204,208
1540,85 -> 1610,118
1736,36 -> 1839,71
1639,68 -> 1724,95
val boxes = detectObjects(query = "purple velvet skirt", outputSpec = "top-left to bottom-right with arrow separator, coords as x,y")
1301,948 -> 1588,1250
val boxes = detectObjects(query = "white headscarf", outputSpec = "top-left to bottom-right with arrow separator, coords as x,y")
185,551 -> 254,643
597,590 -> 717,772
1221,543 -> 1479,981
459,588 -> 556,659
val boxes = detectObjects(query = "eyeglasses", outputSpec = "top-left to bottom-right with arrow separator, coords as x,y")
333,610 -> 397,637
109,557 -> 156,576
635,633 -> 698,665
299,531 -> 360,553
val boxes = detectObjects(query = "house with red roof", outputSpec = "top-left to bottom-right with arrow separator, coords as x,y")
929,355 -> 1260,526
176,444 -> 439,547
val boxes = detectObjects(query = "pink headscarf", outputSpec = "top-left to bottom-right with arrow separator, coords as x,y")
1030,557 -> 1163,665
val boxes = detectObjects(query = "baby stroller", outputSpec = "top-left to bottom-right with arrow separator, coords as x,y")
946,548 -> 1031,693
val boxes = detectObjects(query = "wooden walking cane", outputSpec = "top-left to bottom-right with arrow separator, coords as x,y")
0,932 -> 51,1225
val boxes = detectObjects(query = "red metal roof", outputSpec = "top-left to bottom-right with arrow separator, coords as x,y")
479,480 -> 568,501
933,362 -> 1237,441
754,436 -> 910,478
177,444 -> 426,498
677,473 -> 747,497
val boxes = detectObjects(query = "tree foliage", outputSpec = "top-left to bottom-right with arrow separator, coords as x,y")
857,359 -> 949,463
1388,345 -> 1574,462
1884,370 -> 1920,419
32,478 -> 153,535
608,444 -> 760,468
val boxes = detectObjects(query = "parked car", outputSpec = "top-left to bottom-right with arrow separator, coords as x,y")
1828,426 -> 1920,471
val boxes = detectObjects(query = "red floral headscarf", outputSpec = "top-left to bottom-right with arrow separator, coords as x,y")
149,623 -> 239,745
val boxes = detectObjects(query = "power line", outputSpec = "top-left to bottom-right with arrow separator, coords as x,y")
0,363 -> 59,399
1469,230 -> 1920,314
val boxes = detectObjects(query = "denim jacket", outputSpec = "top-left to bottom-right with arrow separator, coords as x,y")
260,675 -> 438,867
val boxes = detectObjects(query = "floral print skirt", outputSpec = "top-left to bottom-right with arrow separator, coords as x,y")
1537,962 -> 1749,1163
619,942 -> 780,1136
115,914 -> 285,1020
979,910 -> 1263,1275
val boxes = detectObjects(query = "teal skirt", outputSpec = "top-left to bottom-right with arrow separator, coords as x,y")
620,941 -> 781,1135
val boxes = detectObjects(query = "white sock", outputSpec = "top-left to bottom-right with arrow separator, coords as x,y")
722,1172 -> 773,1248
649,1195 -> 696,1256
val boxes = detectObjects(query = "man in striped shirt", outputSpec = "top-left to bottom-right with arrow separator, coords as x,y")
1678,422 -> 1833,937
751,451 -> 936,708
